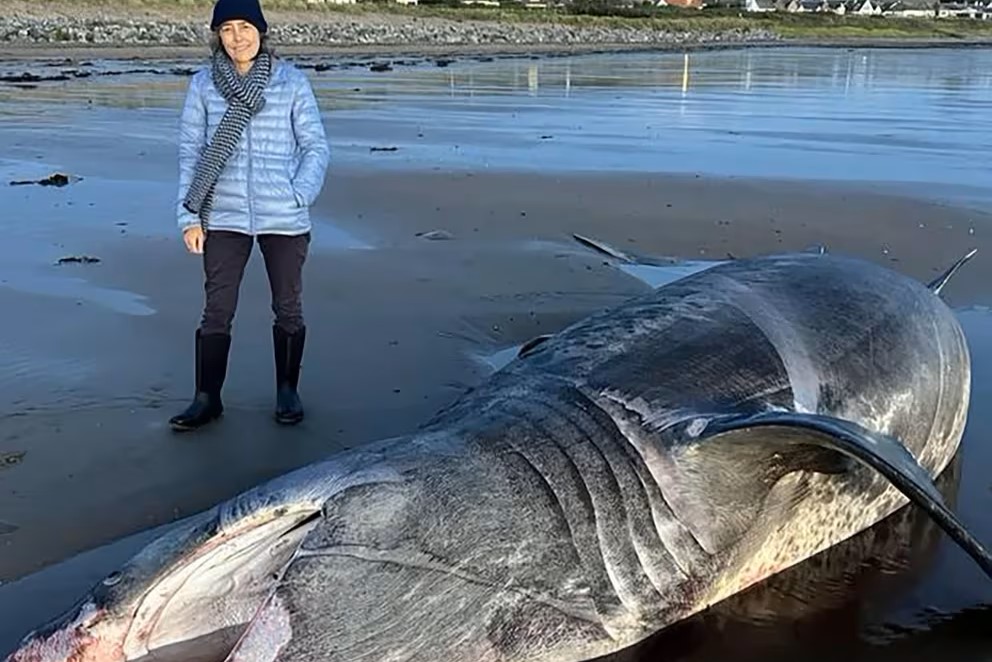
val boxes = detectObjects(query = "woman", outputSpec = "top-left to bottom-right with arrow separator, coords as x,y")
169,0 -> 330,432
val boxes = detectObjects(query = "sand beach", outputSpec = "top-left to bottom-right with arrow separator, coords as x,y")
0,30 -> 991,662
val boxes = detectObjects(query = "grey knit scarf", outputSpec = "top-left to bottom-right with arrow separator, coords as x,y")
183,50 -> 272,229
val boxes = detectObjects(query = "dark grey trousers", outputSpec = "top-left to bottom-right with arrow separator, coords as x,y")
199,230 -> 310,336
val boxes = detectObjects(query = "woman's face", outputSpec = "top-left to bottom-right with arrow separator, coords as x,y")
218,19 -> 260,69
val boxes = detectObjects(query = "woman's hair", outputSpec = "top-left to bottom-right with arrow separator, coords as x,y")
209,31 -> 275,59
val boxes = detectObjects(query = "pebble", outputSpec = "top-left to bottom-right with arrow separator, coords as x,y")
0,14 -> 780,47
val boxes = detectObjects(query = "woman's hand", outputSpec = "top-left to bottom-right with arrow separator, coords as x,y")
183,226 -> 205,254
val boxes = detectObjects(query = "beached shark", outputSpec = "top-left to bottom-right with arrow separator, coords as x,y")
6,245 -> 990,662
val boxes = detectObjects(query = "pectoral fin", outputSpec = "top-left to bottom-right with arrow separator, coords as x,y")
572,233 -> 640,264
674,411 -> 992,580
518,334 -> 553,358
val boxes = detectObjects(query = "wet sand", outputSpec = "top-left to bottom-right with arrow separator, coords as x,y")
2,165 -> 991,654
2,49 -> 992,660
2,167 -> 989,575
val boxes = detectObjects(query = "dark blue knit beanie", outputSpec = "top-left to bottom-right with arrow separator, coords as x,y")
210,0 -> 268,33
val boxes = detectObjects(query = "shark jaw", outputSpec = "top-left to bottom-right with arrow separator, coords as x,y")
5,508 -> 321,662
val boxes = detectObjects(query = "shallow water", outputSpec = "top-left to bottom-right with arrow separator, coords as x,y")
1,45 -> 992,660
309,47 -> 992,205
3,47 -> 992,200
3,46 -> 991,213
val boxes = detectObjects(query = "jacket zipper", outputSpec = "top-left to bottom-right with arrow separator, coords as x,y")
247,121 -> 255,234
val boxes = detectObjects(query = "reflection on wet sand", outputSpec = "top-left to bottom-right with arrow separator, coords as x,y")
4,46 -> 992,103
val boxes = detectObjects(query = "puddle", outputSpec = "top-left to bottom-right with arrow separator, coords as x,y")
0,340 -> 101,392
523,237 -> 724,282
480,343 -> 524,372
616,260 -> 724,289
310,218 -> 375,251
0,273 -> 155,316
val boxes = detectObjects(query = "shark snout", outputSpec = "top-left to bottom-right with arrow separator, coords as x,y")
4,599 -> 127,662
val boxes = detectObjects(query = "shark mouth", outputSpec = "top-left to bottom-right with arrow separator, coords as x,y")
5,507 -> 321,662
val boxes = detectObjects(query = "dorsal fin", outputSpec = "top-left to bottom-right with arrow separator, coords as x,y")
663,410 -> 992,579
928,248 -> 978,296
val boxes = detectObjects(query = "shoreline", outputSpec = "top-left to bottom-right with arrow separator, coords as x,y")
3,0 -> 992,62
0,40 -> 768,62
1,35 -> 990,65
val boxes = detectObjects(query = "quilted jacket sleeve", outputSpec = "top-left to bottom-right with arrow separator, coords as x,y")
289,70 -> 330,208
176,72 -> 207,232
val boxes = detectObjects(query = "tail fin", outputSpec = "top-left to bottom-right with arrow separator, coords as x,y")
928,248 -> 978,296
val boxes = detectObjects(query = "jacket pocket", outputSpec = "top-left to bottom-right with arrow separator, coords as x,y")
263,165 -> 300,213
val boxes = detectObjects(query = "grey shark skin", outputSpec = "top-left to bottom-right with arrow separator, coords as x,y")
7,249 -> 992,662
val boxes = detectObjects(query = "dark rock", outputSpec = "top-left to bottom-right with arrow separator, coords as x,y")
56,255 -> 101,265
9,172 -> 76,187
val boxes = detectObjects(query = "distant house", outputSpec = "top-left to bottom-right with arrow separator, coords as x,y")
744,0 -> 779,11
661,0 -> 707,8
750,0 -> 988,13
786,0 -> 828,11
882,0 -> 936,16
937,0 -> 987,15
781,0 -> 848,11
852,0 -> 882,13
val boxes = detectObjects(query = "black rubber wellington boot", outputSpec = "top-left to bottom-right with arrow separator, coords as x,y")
169,329 -> 231,432
273,324 -> 305,425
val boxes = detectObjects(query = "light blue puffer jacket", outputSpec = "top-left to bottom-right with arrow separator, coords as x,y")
175,58 -> 330,236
